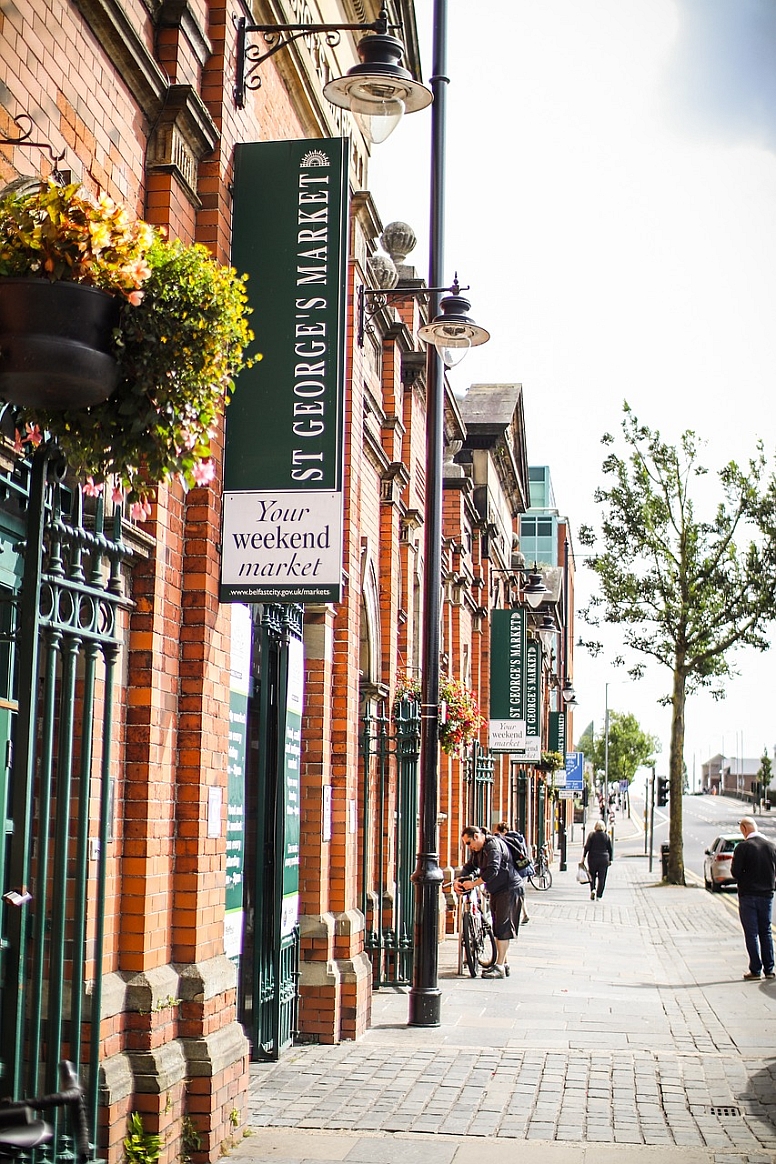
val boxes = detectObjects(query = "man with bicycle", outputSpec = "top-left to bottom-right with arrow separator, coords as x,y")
454,825 -> 522,979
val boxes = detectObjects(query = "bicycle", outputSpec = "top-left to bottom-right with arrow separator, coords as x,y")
527,843 -> 553,891
458,885 -> 497,977
0,1061 -> 90,1164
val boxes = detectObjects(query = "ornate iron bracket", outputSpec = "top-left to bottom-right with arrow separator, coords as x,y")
357,280 -> 468,347
234,4 -> 396,108
0,114 -> 67,173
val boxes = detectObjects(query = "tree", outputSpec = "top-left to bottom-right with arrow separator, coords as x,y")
757,750 -> 773,805
579,405 -> 776,884
576,711 -> 659,787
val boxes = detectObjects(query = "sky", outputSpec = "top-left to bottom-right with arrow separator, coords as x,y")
368,0 -> 776,785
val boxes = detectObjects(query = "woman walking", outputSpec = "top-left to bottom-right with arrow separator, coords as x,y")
583,819 -> 613,900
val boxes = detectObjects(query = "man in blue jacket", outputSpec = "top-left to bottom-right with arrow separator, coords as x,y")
731,816 -> 776,980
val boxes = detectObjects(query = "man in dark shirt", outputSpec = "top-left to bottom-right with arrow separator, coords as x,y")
455,826 -> 522,979
731,816 -> 776,980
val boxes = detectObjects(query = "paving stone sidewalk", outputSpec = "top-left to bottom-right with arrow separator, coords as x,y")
239,831 -> 776,1164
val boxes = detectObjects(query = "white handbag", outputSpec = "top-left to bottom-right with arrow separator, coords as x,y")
576,862 -> 590,884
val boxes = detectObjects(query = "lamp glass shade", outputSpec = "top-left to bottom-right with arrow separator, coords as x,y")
524,587 -> 545,610
440,336 -> 470,368
350,92 -> 405,143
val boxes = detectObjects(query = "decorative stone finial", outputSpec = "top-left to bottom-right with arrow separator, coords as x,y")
381,221 -> 417,265
368,250 -> 399,289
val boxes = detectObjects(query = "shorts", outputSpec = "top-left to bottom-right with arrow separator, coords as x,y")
489,885 -> 521,940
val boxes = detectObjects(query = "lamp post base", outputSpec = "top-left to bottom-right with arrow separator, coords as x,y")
408,986 -> 442,1027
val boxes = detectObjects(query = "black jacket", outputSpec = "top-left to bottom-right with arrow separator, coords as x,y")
583,829 -> 613,867
461,835 -> 520,893
731,832 -> 776,897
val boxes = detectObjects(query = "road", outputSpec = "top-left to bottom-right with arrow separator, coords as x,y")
613,789 -> 776,885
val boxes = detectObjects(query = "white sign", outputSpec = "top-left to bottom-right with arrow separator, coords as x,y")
221,489 -> 343,602
489,719 -> 527,752
515,736 -> 541,762
558,789 -> 575,799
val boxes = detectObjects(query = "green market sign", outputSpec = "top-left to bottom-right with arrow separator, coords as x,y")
514,638 -> 541,762
489,609 -> 527,753
221,139 -> 348,603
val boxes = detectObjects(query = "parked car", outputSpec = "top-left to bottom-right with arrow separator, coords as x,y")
703,833 -> 742,891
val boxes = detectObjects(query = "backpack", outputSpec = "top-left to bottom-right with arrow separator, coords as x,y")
501,830 -> 532,873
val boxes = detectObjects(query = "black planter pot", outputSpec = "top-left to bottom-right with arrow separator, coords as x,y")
0,278 -> 120,409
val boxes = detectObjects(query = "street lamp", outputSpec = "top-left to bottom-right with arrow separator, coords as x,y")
234,3 -> 433,143
409,0 -> 492,1027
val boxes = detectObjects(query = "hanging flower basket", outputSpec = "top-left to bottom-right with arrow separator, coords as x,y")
0,180 -> 254,513
394,671 -> 484,756
0,278 -> 120,408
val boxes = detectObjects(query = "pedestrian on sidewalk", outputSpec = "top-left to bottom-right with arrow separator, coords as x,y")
583,819 -> 613,901
494,821 -> 531,923
454,825 -> 521,979
730,815 -> 776,981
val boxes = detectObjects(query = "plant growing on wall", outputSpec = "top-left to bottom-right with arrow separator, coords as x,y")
395,671 -> 484,756
0,180 -> 255,516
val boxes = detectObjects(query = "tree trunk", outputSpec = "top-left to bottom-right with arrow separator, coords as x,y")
667,663 -> 686,884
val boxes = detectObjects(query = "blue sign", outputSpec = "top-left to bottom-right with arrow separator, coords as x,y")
565,751 -> 584,792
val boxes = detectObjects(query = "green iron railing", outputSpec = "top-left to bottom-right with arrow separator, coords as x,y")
465,739 -> 494,829
360,699 -> 420,988
0,443 -> 132,1161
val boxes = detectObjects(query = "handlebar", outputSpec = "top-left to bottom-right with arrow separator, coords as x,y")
0,1063 -> 89,1163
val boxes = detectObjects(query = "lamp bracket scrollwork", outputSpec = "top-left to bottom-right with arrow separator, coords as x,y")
234,6 -> 396,107
357,281 -> 470,348
0,115 -> 67,174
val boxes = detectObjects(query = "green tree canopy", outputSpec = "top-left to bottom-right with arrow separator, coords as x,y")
576,711 -> 659,786
579,405 -> 776,884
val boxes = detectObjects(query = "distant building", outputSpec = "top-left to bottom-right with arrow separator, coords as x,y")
701,753 -> 774,802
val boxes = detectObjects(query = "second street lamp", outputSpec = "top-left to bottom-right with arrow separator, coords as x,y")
409,0 -> 490,1028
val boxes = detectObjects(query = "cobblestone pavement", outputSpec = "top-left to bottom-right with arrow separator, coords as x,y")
242,825 -> 776,1164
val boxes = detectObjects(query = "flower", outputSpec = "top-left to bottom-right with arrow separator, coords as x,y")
2,182 -> 255,509
191,459 -> 216,486
0,180 -> 154,300
394,671 -> 484,756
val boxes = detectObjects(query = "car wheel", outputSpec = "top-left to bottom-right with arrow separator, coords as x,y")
711,879 -> 722,892
704,875 -> 712,891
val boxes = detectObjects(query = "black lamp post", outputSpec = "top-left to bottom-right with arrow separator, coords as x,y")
407,0 -> 450,1028
408,0 -> 490,1028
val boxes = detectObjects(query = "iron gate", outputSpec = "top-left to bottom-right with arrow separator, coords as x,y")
360,699 -> 420,987
0,443 -> 131,1159
465,740 -> 494,828
238,603 -> 301,1060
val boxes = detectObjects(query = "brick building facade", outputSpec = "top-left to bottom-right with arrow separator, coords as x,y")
0,2 -> 574,1160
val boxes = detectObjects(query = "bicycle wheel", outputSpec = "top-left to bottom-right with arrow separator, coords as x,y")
532,866 -> 552,891
478,924 -> 497,969
462,912 -> 480,977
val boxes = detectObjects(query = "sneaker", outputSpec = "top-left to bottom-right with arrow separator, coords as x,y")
743,971 -> 763,980
765,971 -> 775,979
481,965 -> 506,979
521,916 -> 530,925
503,963 -> 511,977
590,891 -> 596,900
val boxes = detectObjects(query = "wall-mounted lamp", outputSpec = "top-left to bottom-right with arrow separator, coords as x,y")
358,278 -> 489,366
234,4 -> 433,143
561,677 -> 577,705
522,564 -> 549,610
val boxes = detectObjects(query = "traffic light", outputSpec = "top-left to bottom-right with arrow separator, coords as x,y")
657,777 -> 669,807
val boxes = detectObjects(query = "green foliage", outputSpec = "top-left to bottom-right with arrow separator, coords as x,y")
1,182 -> 255,511
0,179 -> 154,299
180,1116 -> 202,1164
582,404 -> 776,881
540,750 -> 564,772
578,710 -> 658,784
758,750 -> 772,786
124,1112 -> 162,1164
